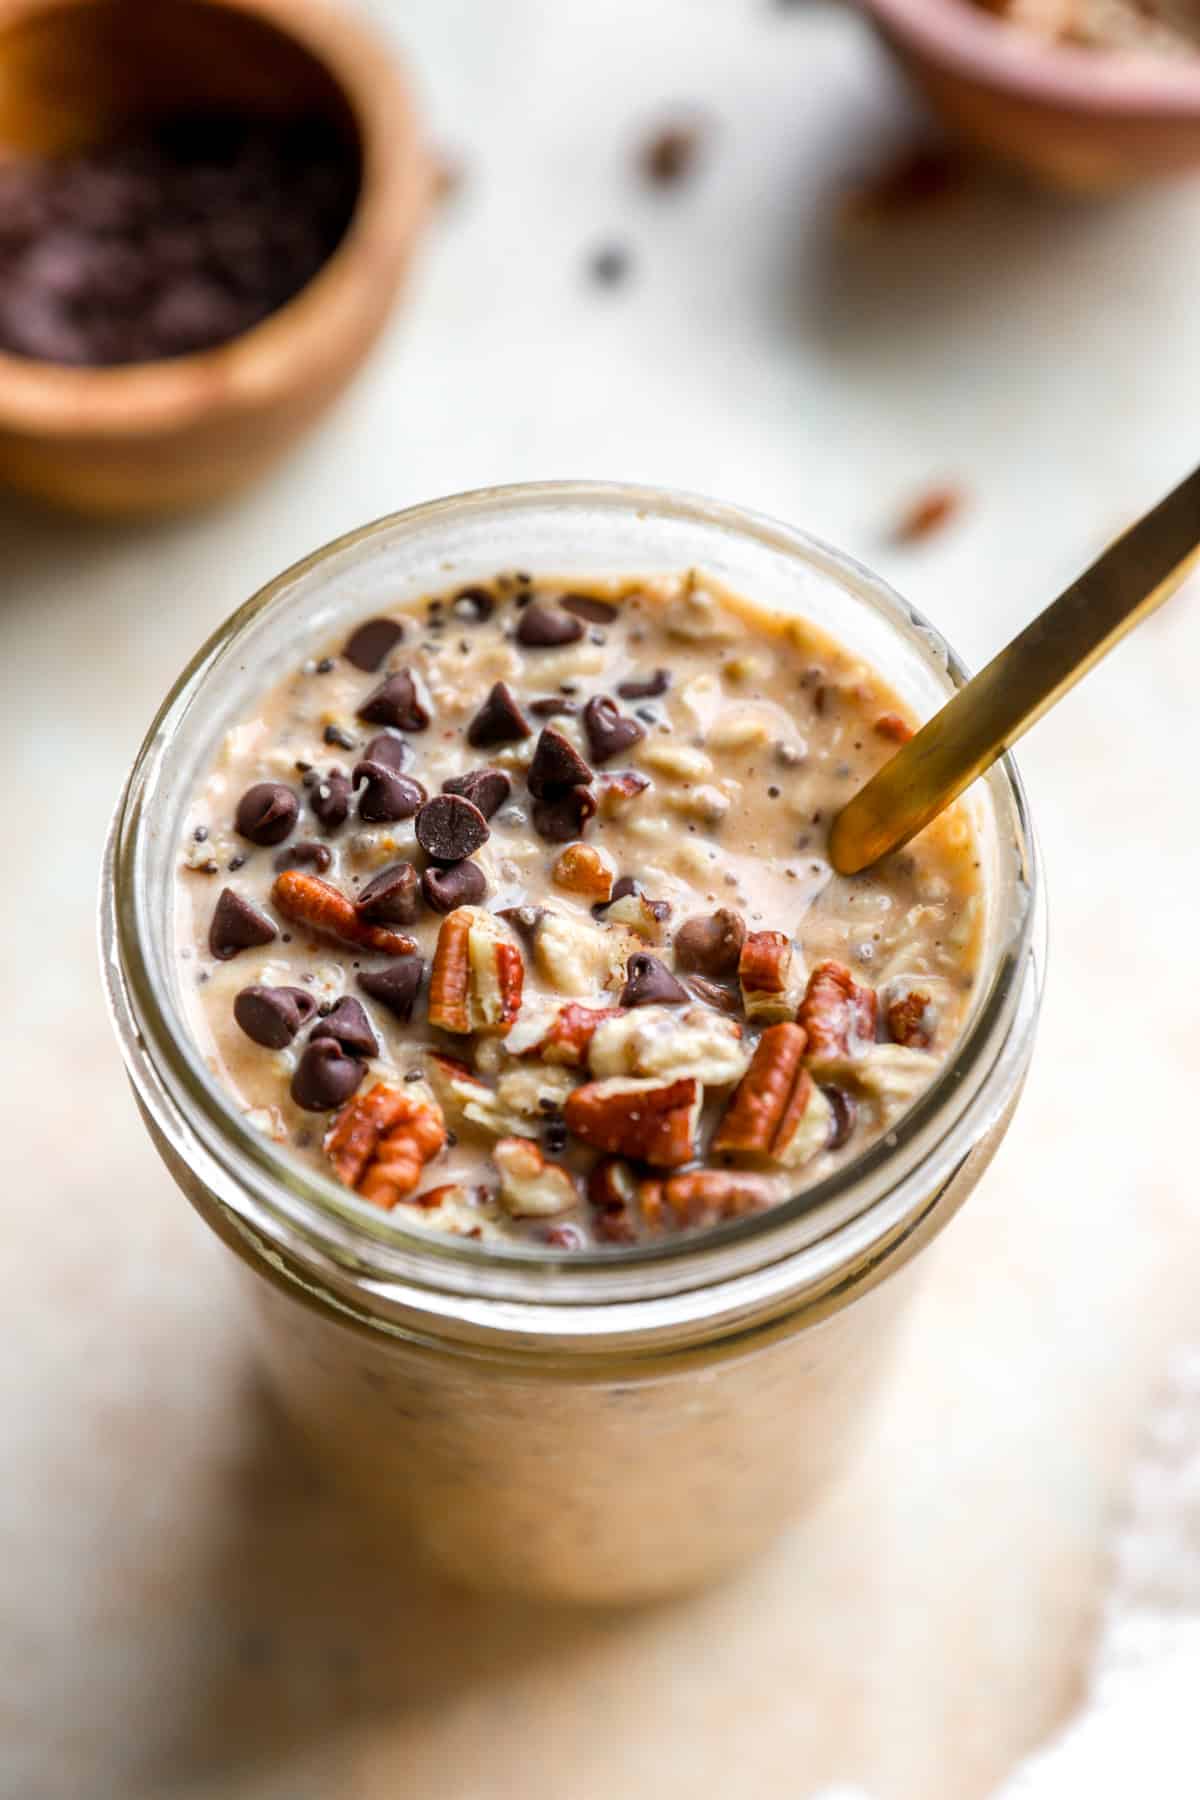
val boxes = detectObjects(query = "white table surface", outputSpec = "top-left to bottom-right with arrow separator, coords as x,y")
4,1 -> 1200,1794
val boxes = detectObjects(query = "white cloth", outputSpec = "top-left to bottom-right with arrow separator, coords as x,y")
820,1347 -> 1200,1799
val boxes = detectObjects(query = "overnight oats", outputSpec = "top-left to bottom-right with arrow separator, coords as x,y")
104,486 -> 1041,1602
178,573 -> 983,1247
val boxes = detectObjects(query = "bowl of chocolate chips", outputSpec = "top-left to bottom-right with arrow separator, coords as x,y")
0,0 -> 429,515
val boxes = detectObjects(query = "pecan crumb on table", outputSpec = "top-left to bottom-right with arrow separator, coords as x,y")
177,570 -> 983,1247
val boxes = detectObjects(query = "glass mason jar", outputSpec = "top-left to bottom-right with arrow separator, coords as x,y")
100,483 -> 1044,1605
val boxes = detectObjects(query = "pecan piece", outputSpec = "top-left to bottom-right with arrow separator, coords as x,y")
324,1082 -> 448,1208
874,711 -> 915,744
271,870 -> 417,958
713,1022 -> 833,1169
564,1075 -> 701,1168
797,960 -> 879,1066
428,907 -> 524,1035
886,989 -> 934,1049
552,842 -> 616,903
738,929 -> 800,1022
596,770 -> 651,818
493,1137 -> 580,1217
637,1170 -> 775,1233
505,1001 -> 625,1067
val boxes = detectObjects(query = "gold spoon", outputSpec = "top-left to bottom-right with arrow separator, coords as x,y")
829,463 -> 1200,876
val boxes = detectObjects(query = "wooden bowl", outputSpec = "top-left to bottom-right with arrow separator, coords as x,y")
0,0 -> 430,516
859,0 -> 1200,190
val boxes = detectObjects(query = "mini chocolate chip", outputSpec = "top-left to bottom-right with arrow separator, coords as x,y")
357,669 -> 430,731
193,825 -> 208,842
291,1038 -> 365,1111
532,786 -> 597,843
684,975 -> 741,1014
498,904 -> 544,945
415,794 -> 489,864
209,888 -> 277,961
466,681 -> 531,748
323,724 -> 357,751
515,603 -> 584,648
357,957 -> 424,1022
274,839 -> 332,874
560,593 -> 618,625
589,242 -> 630,286
442,767 -> 511,819
583,695 -> 645,765
363,732 -> 410,772
822,1085 -> 858,1150
673,908 -> 746,977
233,984 -> 317,1049
527,726 -> 593,797
422,859 -> 487,912
343,617 -> 405,672
310,996 -> 379,1059
617,669 -> 670,701
620,952 -> 689,1008
310,767 -> 351,833
356,862 -> 421,925
529,697 -> 577,718
452,585 -> 495,622
234,782 -> 298,847
352,760 -> 427,823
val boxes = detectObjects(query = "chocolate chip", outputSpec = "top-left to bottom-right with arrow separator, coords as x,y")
466,681 -> 531,748
352,760 -> 427,823
583,695 -> 645,765
323,724 -> 357,751
234,781 -> 298,847
684,975 -> 741,1014
452,586 -> 495,622
620,953 -> 689,1008
822,1086 -> 858,1149
273,839 -> 332,874
233,984 -> 317,1048
498,904 -> 544,945
355,862 -> 420,925
529,697 -> 577,718
357,669 -> 430,732
588,243 -> 630,286
343,617 -> 405,672
673,908 -> 746,977
357,957 -> 424,1022
309,767 -> 351,833
441,767 -> 511,819
291,1038 -> 365,1112
362,732 -> 410,771
617,669 -> 670,701
527,726 -> 593,797
209,887 -> 277,961
515,603 -> 584,648
415,794 -> 489,864
310,995 -> 379,1059
422,859 -> 487,912
532,787 -> 597,843
560,593 -> 617,625
592,873 -> 640,917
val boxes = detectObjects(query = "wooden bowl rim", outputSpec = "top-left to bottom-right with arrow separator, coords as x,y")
0,0 -> 428,437
861,0 -> 1200,117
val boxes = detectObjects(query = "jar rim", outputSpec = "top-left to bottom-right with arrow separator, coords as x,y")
100,480 -> 1043,1330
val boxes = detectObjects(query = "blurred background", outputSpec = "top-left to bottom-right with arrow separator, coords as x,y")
3,0 -> 1200,1795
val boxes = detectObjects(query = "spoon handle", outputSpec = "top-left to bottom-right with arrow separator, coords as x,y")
829,463 -> 1200,876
